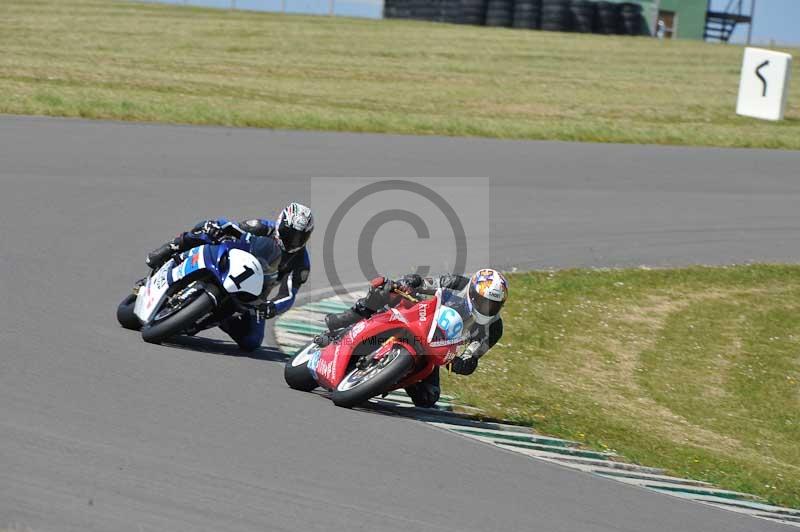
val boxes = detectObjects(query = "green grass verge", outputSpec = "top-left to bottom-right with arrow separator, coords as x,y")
2,0 -> 799,148
442,265 -> 800,508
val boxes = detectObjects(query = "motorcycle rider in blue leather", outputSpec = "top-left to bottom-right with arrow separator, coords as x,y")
144,203 -> 314,352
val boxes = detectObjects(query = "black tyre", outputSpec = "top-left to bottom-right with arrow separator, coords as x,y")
284,343 -> 320,392
117,293 -> 141,331
456,0 -> 486,24
141,288 -> 215,345
461,14 -> 484,24
331,346 -> 414,408
541,18 -> 566,31
485,0 -> 512,26
569,0 -> 594,32
593,0 -> 618,33
512,0 -> 539,28
620,13 -> 643,35
540,0 -> 568,31
486,17 -> 512,27
618,2 -> 643,35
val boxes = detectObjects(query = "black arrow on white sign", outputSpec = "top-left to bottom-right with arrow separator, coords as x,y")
755,60 -> 770,97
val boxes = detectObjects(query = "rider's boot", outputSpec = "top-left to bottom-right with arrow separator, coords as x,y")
324,309 -> 362,332
405,367 -> 441,408
313,308 -> 364,347
145,241 -> 179,270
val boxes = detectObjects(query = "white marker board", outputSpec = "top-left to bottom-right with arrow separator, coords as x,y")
736,47 -> 792,121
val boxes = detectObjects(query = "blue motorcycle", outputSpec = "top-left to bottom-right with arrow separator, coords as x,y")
117,234 -> 273,344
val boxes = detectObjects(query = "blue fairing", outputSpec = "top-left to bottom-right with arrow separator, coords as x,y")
207,243 -> 232,282
171,243 -> 234,286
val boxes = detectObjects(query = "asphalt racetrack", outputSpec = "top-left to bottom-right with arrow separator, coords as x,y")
2,116 -> 799,532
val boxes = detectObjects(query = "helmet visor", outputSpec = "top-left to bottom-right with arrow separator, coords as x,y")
280,225 -> 310,251
469,285 -> 505,317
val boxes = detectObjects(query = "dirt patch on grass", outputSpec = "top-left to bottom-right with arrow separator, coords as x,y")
548,293 -> 748,456
448,268 -> 800,506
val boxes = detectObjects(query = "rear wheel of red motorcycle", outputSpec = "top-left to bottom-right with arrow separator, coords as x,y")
284,342 -> 320,392
331,346 -> 414,408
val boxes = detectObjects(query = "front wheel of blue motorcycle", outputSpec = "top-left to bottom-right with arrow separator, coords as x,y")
141,285 -> 217,345
117,293 -> 141,331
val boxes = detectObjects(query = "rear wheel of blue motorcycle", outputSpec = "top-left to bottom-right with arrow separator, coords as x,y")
141,287 -> 216,345
117,293 -> 141,331
284,342 -> 320,392
331,346 -> 414,408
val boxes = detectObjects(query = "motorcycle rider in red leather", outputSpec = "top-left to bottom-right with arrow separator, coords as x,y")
317,269 -> 507,408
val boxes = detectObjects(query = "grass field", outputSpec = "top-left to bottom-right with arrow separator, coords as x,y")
2,0 -> 799,148
442,265 -> 800,508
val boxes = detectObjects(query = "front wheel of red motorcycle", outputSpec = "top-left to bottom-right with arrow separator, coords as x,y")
284,342 -> 320,392
331,346 -> 414,409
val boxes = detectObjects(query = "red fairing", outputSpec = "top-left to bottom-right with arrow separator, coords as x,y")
314,291 -> 467,392
313,339 -> 353,391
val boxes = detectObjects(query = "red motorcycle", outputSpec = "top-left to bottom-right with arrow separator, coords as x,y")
284,283 -> 466,408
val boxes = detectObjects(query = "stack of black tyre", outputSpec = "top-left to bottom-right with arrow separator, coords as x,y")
384,0 -> 436,20
540,0 -> 569,32
512,0 -> 541,29
384,0 -> 648,36
569,0 -> 594,33
459,0 -> 488,24
484,0 -> 514,27
618,1 -> 644,35
383,0 -> 410,20
593,1 -> 619,34
408,1 -> 439,21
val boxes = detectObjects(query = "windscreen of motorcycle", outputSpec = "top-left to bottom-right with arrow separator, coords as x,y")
429,288 -> 475,344
434,306 -> 464,341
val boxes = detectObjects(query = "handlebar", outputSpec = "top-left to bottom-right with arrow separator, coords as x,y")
390,282 -> 419,303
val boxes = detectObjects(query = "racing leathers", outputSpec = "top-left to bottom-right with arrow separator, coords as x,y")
322,273 -> 504,408
146,218 -> 310,352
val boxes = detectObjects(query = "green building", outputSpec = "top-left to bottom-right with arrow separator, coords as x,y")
615,0 -> 753,42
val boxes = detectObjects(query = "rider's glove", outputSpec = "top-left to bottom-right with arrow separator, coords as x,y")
369,276 -> 388,289
200,220 -> 223,241
257,301 -> 277,321
451,341 -> 482,375
396,273 -> 422,295
451,353 -> 478,375
363,277 -> 392,312
400,273 -> 423,289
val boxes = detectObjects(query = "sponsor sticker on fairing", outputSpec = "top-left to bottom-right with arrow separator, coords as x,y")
435,306 -> 463,340
307,350 -> 322,380
316,359 -> 334,381
389,308 -> 409,324
153,265 -> 169,290
315,343 -> 342,383
350,321 -> 366,339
